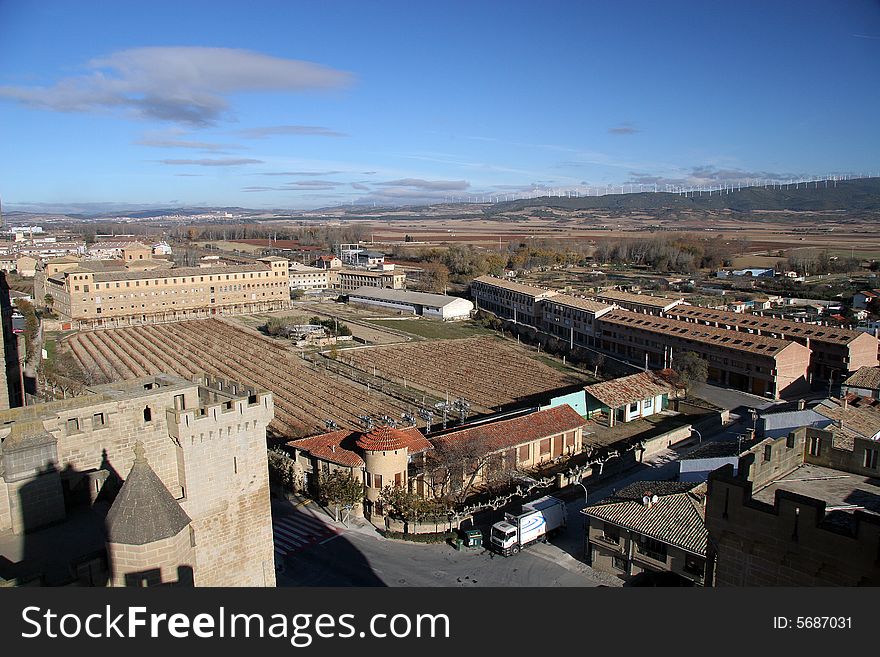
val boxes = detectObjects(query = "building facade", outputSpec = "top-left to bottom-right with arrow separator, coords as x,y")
40,257 -> 290,329
595,310 -> 811,399
288,262 -> 331,291
331,267 -> 406,292
663,304 -> 879,383
470,275 -> 559,326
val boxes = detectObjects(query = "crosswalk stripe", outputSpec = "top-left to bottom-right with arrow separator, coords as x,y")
272,513 -> 340,556
274,524 -> 313,543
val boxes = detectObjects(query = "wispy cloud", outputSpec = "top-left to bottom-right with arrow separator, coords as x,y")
234,125 -> 347,138
608,122 -> 640,135
0,47 -> 354,127
137,137 -> 240,151
377,178 -> 470,191
852,34 -> 880,40
259,170 -> 344,176
160,158 -> 263,166
626,165 -> 802,187
351,182 -> 370,190
242,180 -> 342,192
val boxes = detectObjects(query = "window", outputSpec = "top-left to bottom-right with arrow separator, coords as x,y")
602,525 -> 620,545
644,397 -> 653,410
612,556 -> 629,572
684,555 -> 704,577
763,445 -> 772,462
518,444 -> 530,462
786,434 -> 795,448
637,537 -> 667,562
373,474 -> 383,489
364,472 -> 372,488
629,402 -> 639,413
394,472 -> 402,487
92,412 -> 105,429
66,417 -> 80,432
864,448 -> 878,470
174,394 -> 185,411
809,436 -> 821,457
539,438 -> 551,455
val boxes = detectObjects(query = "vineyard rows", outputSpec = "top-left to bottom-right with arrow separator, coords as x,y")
66,319 -> 414,438
343,336 -> 585,408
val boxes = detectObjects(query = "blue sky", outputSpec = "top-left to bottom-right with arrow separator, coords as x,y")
1,0 -> 879,211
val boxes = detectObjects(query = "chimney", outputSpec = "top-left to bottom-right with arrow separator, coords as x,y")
843,397 -> 848,410
797,399 -> 806,411
330,444 -> 336,453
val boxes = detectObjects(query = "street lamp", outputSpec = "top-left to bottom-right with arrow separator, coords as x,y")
691,428 -> 702,445
575,481 -> 588,505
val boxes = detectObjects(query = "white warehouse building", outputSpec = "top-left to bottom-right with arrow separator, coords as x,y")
347,287 -> 474,320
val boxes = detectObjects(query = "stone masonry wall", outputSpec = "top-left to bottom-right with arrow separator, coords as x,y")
174,393 -> 276,587
108,527 -> 195,587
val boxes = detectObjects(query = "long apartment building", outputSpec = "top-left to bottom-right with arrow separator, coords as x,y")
470,276 -> 811,399
471,275 -> 559,326
540,293 -> 615,348
663,304 -> 879,383
42,257 -> 290,329
595,289 -> 684,314
595,310 -> 810,399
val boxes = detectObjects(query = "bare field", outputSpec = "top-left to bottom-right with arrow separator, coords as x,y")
341,335 -> 593,410
341,214 -> 880,259
65,319 -> 417,438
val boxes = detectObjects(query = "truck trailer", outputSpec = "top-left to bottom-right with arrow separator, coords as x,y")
489,495 -> 567,556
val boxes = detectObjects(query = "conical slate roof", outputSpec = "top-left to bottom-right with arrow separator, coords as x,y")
105,442 -> 191,546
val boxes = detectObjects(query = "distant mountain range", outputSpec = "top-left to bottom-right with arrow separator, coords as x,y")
5,178 -> 879,222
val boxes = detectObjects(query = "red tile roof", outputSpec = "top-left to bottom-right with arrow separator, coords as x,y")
356,425 -> 431,452
288,425 -> 432,467
287,430 -> 365,468
430,405 -> 586,454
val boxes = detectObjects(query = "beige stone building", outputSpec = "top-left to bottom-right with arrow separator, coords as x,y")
287,405 -> 587,519
39,256 -> 290,329
331,267 -> 406,292
288,261 -> 330,291
0,373 -> 276,587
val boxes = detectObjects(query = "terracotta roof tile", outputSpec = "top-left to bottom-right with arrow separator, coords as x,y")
431,405 -> 586,454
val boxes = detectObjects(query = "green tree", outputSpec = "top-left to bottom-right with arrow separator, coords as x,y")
319,470 -> 365,521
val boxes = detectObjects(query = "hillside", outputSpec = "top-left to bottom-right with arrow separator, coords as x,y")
486,177 -> 880,215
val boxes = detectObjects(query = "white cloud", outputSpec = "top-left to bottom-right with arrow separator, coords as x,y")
0,47 -> 354,127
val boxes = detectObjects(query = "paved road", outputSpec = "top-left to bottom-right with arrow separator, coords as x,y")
276,522 -> 619,587
690,381 -> 777,413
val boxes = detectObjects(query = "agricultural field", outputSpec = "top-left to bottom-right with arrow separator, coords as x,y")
341,335 -> 592,410
362,318 -> 493,340
64,319 -> 415,438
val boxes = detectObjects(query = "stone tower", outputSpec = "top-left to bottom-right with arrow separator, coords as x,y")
105,442 -> 195,587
